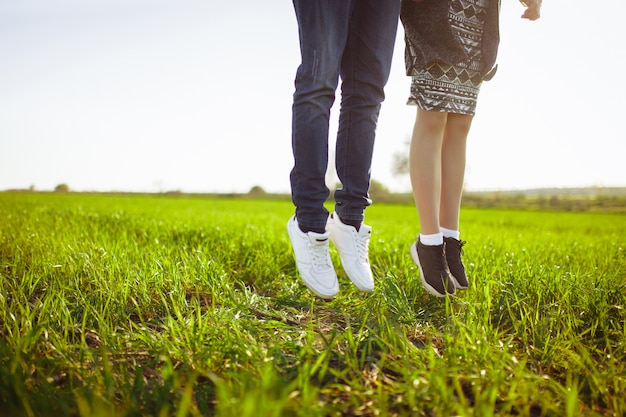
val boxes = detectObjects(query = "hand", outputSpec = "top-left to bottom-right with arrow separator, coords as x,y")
520,0 -> 542,20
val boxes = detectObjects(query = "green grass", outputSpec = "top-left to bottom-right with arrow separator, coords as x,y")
0,192 -> 624,417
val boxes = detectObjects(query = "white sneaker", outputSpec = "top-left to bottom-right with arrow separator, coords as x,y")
327,212 -> 374,292
287,216 -> 339,299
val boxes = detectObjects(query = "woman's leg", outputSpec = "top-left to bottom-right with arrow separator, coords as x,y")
409,108 -> 456,296
438,112 -> 472,290
409,108 -> 448,235
439,112 -> 473,232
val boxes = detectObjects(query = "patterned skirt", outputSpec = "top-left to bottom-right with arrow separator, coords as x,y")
407,0 -> 490,116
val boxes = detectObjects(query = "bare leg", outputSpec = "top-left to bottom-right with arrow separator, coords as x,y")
440,113 -> 473,231
409,108 -> 448,235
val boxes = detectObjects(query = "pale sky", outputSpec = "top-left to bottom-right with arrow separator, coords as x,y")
1,0 -> 625,193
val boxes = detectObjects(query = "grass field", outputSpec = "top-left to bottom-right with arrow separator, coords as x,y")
0,192 -> 624,417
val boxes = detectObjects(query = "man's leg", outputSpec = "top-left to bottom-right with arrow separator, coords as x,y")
290,0 -> 353,233
327,0 -> 399,293
333,0 -> 400,224
289,0 -> 355,298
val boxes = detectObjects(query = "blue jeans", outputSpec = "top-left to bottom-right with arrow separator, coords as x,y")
290,0 -> 400,232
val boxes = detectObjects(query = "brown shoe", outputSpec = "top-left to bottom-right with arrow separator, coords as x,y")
410,238 -> 455,297
444,237 -> 469,290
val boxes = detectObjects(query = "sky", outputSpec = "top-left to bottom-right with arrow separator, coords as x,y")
1,0 -> 625,194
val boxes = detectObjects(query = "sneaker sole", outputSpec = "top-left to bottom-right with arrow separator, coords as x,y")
410,243 -> 451,298
451,275 -> 469,290
448,265 -> 469,290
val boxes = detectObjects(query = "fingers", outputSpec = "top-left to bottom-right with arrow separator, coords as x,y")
520,0 -> 542,21
522,8 -> 540,20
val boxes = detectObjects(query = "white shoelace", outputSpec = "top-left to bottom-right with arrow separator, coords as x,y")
310,240 -> 333,270
355,232 -> 370,263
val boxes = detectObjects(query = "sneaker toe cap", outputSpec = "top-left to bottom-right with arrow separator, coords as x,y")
343,264 -> 374,292
301,269 -> 339,298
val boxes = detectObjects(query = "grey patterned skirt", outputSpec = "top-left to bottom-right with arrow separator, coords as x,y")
407,0 -> 490,116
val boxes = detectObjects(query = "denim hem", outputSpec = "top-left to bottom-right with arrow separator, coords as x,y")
334,209 -> 364,223
297,220 -> 329,233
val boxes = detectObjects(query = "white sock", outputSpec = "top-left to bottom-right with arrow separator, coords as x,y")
419,232 -> 443,246
440,227 -> 460,240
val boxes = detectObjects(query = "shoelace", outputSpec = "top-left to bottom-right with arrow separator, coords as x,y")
310,239 -> 333,270
445,238 -> 465,257
458,240 -> 466,254
355,232 -> 370,262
